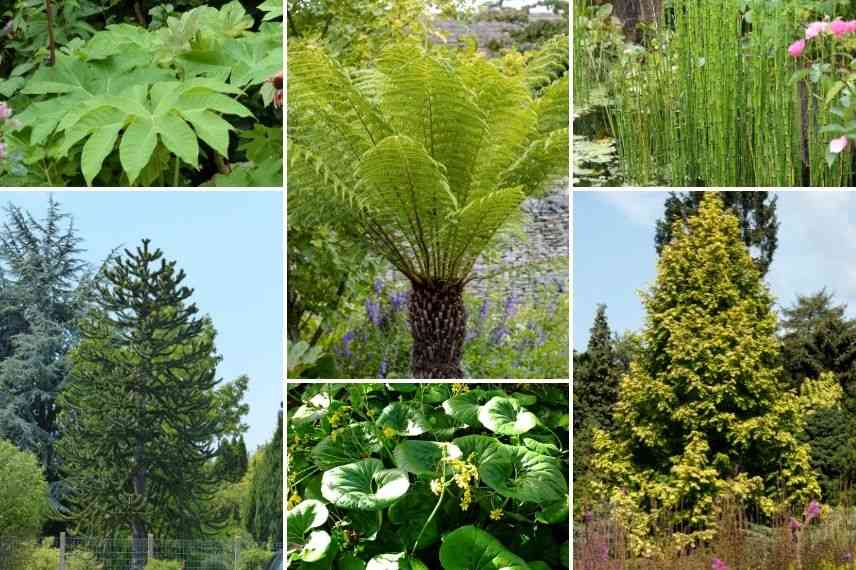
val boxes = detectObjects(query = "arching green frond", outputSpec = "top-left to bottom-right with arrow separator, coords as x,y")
534,75 -> 569,136
448,186 -> 526,279
355,135 -> 457,279
288,41 -> 391,169
525,35 -> 569,94
458,58 -> 537,203
287,139 -> 360,211
378,44 -> 488,206
501,127 -> 570,197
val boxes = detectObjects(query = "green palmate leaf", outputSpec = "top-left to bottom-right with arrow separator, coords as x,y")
439,526 -> 530,570
321,459 -> 410,511
258,0 -> 284,21
311,422 -> 382,470
286,500 -> 332,563
392,440 -> 461,475
478,396 -> 538,435
376,402 -> 430,436
120,117 -> 159,184
479,444 -> 566,504
80,121 -> 125,186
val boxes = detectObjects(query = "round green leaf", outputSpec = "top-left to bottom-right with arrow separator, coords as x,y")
366,554 -> 428,570
337,553 -> 367,570
441,389 -> 503,426
479,444 -> 566,504
511,392 -> 537,406
523,437 -> 560,456
286,500 -> 331,563
478,397 -> 537,435
452,435 -> 510,468
388,482 -> 441,551
376,402 -> 429,436
439,526 -> 530,570
536,496 -> 570,524
321,459 -> 410,511
392,440 -> 461,475
311,422 -> 382,469
292,392 -> 332,425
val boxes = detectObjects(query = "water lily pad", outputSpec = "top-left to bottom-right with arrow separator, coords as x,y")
311,422 -> 382,469
480,444 -> 566,504
393,440 -> 461,474
286,500 -> 331,563
438,526 -> 530,570
478,396 -> 537,435
321,458 -> 410,511
376,402 -> 429,436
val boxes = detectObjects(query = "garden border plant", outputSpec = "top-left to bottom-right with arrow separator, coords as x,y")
286,382 -> 570,569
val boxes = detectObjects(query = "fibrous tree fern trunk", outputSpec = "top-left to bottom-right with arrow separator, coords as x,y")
409,281 -> 466,378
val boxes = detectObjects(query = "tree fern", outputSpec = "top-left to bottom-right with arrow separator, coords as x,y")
288,40 -> 569,378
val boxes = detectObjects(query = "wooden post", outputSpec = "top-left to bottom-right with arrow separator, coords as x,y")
147,533 -> 154,562
59,532 -> 66,570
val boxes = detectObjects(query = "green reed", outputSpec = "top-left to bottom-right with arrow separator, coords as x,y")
605,0 -> 853,187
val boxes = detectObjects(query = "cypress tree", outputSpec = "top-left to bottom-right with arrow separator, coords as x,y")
655,191 -> 779,276
58,240 -> 247,568
244,410 -> 283,546
574,304 -> 619,432
593,193 -> 839,554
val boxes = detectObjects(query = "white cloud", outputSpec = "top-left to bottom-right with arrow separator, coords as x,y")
593,191 -> 667,228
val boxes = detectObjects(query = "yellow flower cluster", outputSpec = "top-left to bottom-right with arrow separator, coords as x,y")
489,508 -> 503,521
430,478 -> 445,496
382,426 -> 397,439
451,383 -> 470,396
445,454 -> 479,511
287,493 -> 301,509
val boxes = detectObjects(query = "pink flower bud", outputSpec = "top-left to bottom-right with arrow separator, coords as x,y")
0,102 -> 11,121
805,21 -> 829,39
830,136 -> 849,154
788,39 -> 806,58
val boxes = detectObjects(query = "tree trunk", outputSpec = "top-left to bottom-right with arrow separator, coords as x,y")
611,0 -> 662,40
409,281 -> 466,379
131,439 -> 147,570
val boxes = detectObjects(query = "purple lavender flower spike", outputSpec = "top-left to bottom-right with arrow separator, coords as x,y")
379,360 -> 387,378
365,298 -> 382,326
479,299 -> 490,320
391,291 -> 408,312
373,279 -> 383,297
341,331 -> 354,358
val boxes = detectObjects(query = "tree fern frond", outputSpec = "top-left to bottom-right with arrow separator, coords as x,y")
448,186 -> 527,280
287,139 -> 364,224
458,58 -> 537,203
525,35 -> 569,94
355,135 -> 458,278
534,75 -> 569,136
501,127 -> 569,197
377,44 -> 488,206
288,40 -> 391,151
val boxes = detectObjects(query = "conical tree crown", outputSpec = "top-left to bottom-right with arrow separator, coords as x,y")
592,193 -> 840,554
288,38 -> 568,285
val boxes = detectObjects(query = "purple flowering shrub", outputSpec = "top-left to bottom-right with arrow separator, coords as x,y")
329,281 -> 569,379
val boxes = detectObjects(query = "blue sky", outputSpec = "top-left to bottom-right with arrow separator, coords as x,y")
0,191 -> 282,451
574,191 -> 856,350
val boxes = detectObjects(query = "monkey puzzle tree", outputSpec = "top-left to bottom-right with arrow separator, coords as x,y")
58,240 -> 247,568
288,39 -> 568,378
591,193 -> 840,555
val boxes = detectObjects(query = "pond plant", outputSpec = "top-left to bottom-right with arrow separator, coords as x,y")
288,38 -> 568,378
573,0 -> 856,186
286,382 -> 569,569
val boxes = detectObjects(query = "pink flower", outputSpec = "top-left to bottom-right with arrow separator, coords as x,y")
789,516 -> 802,531
805,499 -> 821,522
830,136 -> 849,154
830,19 -> 850,37
712,559 -> 730,570
806,21 -> 829,39
788,39 -> 806,58
0,102 -> 11,121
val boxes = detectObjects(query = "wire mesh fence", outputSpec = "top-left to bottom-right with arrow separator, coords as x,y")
0,534 -> 282,570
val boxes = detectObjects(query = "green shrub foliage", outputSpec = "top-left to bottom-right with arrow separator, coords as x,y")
0,439 -> 49,536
